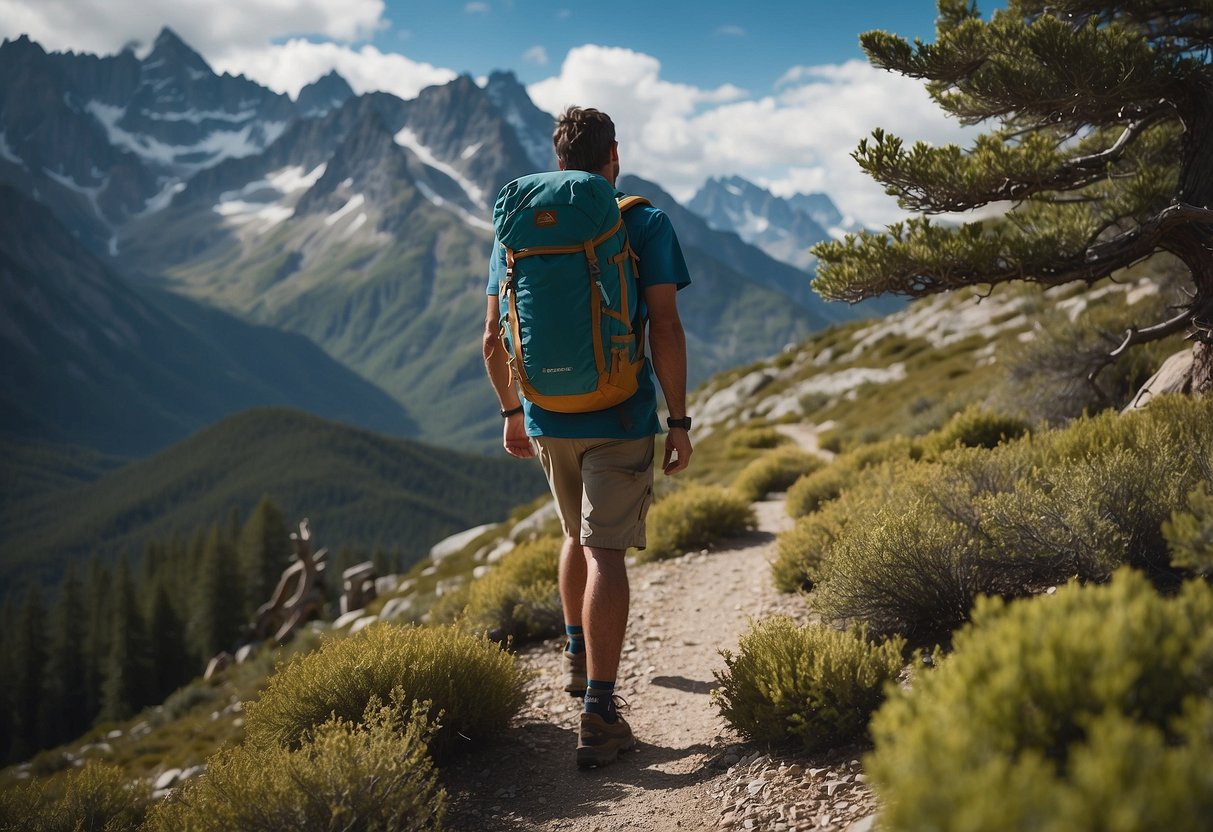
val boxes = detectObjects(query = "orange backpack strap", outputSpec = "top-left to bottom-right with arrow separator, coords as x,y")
616,195 -> 651,213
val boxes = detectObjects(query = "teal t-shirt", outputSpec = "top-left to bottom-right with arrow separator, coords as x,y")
487,188 -> 691,439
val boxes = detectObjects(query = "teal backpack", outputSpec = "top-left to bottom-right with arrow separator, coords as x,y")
492,170 -> 650,413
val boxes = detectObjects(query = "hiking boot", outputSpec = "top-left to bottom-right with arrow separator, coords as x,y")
576,711 -> 635,768
562,649 -> 587,697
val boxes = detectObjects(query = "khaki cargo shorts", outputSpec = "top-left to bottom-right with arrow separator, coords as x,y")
531,436 -> 655,551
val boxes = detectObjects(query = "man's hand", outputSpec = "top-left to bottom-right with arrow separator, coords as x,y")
662,427 -> 692,475
503,412 -> 534,459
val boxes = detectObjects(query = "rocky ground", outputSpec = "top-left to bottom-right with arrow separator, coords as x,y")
441,490 -> 880,832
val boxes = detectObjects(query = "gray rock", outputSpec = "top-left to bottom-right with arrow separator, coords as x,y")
430,523 -> 498,562
333,608 -> 366,629
1125,347 -> 1194,411
349,614 -> 379,633
379,596 -> 418,622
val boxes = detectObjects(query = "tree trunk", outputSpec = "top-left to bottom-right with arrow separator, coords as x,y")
1193,342 -> 1213,395
1175,73 -> 1213,395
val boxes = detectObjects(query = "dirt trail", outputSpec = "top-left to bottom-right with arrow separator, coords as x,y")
443,425 -> 875,832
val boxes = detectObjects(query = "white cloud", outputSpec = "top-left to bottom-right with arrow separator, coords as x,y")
214,39 -> 457,100
465,2 -> 490,13
530,50 -> 975,227
0,0 -> 385,60
522,45 -> 548,66
716,25 -> 746,37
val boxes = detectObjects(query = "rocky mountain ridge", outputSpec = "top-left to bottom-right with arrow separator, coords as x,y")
2,27 -> 876,453
688,175 -> 851,272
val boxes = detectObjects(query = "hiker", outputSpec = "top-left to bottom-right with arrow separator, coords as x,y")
483,106 -> 693,767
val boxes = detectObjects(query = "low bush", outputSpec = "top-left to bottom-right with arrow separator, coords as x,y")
727,425 -> 786,453
771,478 -> 884,593
460,536 -> 562,643
0,762 -> 149,832
785,437 -> 918,519
867,569 -> 1213,832
772,511 -> 841,592
919,404 -> 1030,458
815,495 -> 988,637
243,623 -> 526,758
639,484 -> 756,563
785,463 -> 851,518
147,700 -> 445,832
1166,482 -> 1213,575
714,617 -> 904,753
807,397 -> 1212,637
732,446 -> 827,502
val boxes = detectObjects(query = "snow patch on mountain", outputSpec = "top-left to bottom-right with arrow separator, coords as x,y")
393,127 -> 486,210
42,167 -> 107,222
86,101 -> 287,172
142,181 -> 186,215
325,194 -> 365,227
414,181 -> 494,232
138,108 -> 258,124
0,132 -> 23,168
211,164 -> 330,232
461,142 -> 484,160
213,199 -> 293,228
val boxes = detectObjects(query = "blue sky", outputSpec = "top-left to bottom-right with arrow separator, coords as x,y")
0,0 -> 996,224
369,1 -> 947,91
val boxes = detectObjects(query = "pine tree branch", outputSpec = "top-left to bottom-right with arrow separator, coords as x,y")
812,202 -> 1213,304
858,112 -> 1169,213
1107,307 -> 1196,359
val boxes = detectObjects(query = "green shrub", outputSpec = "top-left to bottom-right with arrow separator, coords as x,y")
1166,482 -> 1213,575
147,700 -> 445,832
815,495 -> 988,637
243,623 -> 526,758
727,425 -> 786,453
461,536 -> 562,643
810,398 -> 1212,636
639,484 -> 756,563
920,405 -> 1030,458
772,511 -> 840,592
732,446 -> 827,502
785,436 -> 917,519
0,763 -> 148,832
714,617 -> 904,753
867,569 -> 1213,832
785,463 -> 850,518
772,480 -> 880,592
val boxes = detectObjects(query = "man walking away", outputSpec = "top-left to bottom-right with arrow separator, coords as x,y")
483,106 -> 693,767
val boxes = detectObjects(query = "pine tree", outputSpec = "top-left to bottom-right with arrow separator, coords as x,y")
83,556 -> 112,723
101,555 -> 153,723
146,575 -> 190,702
813,0 -> 1213,391
46,564 -> 90,745
237,497 -> 291,618
192,523 -> 244,661
9,586 -> 47,760
0,597 -> 16,762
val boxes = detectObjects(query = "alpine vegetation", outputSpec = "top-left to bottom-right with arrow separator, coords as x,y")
243,622 -> 526,759
867,570 -> 1213,832
715,617 -> 905,753
639,484 -> 757,563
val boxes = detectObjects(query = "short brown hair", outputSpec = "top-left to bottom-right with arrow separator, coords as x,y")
553,107 -> 615,172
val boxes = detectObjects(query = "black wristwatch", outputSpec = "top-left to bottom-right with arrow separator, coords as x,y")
500,405 -> 524,418
666,416 -> 692,430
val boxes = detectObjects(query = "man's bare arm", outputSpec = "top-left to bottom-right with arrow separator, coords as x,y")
483,295 -> 533,459
644,283 -> 692,475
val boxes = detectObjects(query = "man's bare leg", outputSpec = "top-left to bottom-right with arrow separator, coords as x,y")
582,545 -> 629,684
558,536 -> 586,627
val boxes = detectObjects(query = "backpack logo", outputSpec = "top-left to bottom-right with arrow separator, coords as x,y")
534,210 -> 558,227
